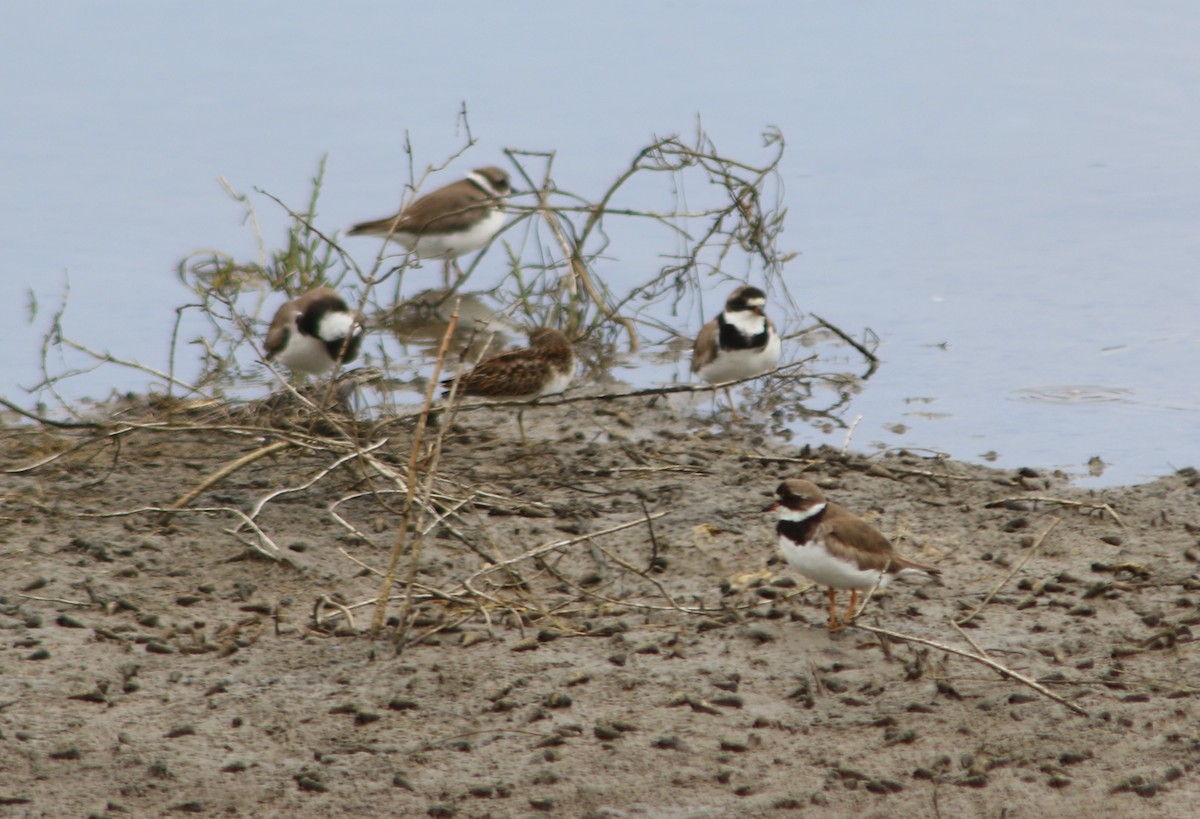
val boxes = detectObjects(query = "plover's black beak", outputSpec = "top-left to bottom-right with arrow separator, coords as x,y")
762,500 -> 780,513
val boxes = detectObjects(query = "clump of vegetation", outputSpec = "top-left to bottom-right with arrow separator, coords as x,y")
7,114 -> 885,646
22,114 -> 876,427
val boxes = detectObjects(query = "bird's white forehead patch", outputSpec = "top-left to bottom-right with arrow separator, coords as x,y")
777,501 -> 825,523
468,170 -> 506,196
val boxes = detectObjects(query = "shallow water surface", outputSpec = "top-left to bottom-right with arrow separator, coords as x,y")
2,2 -> 1198,486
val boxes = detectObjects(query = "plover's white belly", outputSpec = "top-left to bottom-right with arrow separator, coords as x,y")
778,534 -> 890,591
405,208 -> 504,259
275,332 -> 334,375
698,334 -> 781,384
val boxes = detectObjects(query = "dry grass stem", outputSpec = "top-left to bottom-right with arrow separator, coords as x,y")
853,622 -> 1088,716
371,304 -> 460,640
956,516 -> 1062,626
462,514 -> 667,598
949,620 -> 993,659
241,439 -> 388,526
160,440 -> 293,524
986,495 -> 1125,527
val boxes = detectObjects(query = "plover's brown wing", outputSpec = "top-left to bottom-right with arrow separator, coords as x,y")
349,179 -> 494,237
691,318 -> 719,374
817,507 -> 899,574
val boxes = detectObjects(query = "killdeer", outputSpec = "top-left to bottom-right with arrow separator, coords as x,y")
347,166 -> 511,282
443,327 -> 575,443
764,478 -> 940,632
264,287 -> 363,376
691,285 -> 781,419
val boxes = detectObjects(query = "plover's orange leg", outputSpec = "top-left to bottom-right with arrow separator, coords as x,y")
844,589 -> 859,624
723,387 -> 742,422
827,587 -> 839,632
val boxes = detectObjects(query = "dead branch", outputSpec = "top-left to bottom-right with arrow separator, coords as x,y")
80,505 -> 282,560
0,396 -> 104,430
241,438 -> 389,525
809,312 -> 879,378
533,176 -> 640,352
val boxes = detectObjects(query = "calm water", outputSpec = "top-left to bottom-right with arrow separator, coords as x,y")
3,2 -> 1198,486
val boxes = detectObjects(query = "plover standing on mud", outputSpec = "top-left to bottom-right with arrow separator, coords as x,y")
764,478 -> 940,632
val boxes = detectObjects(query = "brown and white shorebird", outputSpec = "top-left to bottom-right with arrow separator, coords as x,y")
764,478 -> 940,632
347,166 -> 512,283
443,327 -> 575,443
264,287 -> 363,376
691,285 -> 781,419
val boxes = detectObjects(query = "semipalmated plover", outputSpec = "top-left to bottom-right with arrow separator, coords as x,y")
347,166 -> 511,281
264,287 -> 363,376
764,478 -> 940,632
691,285 -> 781,418
444,328 -> 575,442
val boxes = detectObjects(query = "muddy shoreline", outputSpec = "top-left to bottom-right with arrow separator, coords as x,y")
2,394 -> 1198,817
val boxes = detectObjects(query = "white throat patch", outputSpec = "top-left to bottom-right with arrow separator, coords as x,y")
723,308 -> 767,337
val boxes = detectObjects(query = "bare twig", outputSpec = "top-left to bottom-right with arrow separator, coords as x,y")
241,439 -> 388,525
956,516 -> 1061,626
159,441 -> 293,524
0,396 -> 103,430
985,495 -> 1124,527
18,594 -> 92,607
533,181 -> 639,351
853,622 -> 1088,716
80,505 -> 283,560
371,304 -> 460,640
949,620 -> 992,659
462,514 -> 667,595
809,312 -> 879,378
